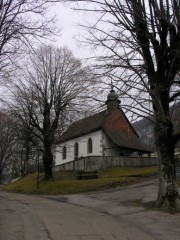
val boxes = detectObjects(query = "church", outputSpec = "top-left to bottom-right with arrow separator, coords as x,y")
55,88 -> 151,168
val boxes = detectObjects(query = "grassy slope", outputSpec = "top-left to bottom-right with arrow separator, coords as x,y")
2,166 -> 158,195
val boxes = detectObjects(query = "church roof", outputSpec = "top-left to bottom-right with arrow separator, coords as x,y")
104,128 -> 150,152
59,110 -> 108,142
59,108 -> 151,153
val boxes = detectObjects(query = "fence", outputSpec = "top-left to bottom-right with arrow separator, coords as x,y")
54,156 -> 158,172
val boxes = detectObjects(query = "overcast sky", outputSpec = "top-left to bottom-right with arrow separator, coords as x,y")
50,3 -> 94,60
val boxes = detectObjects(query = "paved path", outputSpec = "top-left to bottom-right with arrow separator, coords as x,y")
0,179 -> 180,240
43,179 -> 180,240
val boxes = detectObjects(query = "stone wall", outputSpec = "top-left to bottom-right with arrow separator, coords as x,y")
54,156 -> 158,172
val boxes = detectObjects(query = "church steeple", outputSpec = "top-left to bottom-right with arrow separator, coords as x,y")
105,85 -> 120,113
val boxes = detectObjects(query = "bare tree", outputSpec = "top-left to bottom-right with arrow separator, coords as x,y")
4,88 -> 44,177
12,113 -> 41,176
0,111 -> 17,183
0,0 -> 58,83
11,45 -> 94,180
65,0 -> 180,209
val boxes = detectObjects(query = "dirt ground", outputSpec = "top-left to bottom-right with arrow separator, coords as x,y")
0,179 -> 180,240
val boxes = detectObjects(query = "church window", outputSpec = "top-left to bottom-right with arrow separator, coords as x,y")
74,142 -> 79,159
87,138 -> 93,153
62,145 -> 67,160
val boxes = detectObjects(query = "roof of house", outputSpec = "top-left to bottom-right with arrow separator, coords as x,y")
104,128 -> 150,152
59,107 -> 151,153
59,110 -> 108,142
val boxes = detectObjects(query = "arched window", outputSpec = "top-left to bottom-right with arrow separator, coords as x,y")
87,138 -> 93,154
74,142 -> 79,159
62,145 -> 67,160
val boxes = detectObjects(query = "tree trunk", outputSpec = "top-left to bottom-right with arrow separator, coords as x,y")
154,121 -> 180,209
43,140 -> 53,180
24,144 -> 30,175
0,169 -> 2,184
21,129 -> 31,176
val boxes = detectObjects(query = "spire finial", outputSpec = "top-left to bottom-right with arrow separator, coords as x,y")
105,83 -> 120,113
111,80 -> 114,91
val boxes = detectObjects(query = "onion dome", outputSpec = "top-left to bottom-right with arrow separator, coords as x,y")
105,87 -> 121,113
107,89 -> 119,101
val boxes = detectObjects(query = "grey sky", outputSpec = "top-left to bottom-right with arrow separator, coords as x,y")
50,3 -> 93,59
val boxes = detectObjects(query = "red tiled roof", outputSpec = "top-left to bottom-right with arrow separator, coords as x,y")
59,108 -> 151,152
104,128 -> 150,152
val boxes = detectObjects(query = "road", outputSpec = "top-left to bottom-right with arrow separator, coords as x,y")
0,180 -> 180,240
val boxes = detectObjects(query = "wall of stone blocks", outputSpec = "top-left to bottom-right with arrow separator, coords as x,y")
54,156 -> 158,172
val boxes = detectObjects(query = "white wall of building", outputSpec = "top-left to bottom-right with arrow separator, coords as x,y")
102,132 -> 117,156
55,130 -> 103,166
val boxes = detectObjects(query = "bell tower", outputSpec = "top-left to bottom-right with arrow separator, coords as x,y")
105,86 -> 120,113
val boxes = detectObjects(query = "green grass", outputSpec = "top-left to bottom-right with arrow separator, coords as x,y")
100,166 -> 158,178
2,166 -> 158,195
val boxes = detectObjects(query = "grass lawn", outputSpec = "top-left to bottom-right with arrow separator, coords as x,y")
1,166 -> 158,195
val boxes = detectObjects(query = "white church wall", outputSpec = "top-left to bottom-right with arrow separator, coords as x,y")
102,132 -> 118,156
55,130 -> 103,166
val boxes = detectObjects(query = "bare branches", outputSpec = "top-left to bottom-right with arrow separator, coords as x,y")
169,91 -> 180,102
0,111 -> 17,182
8,44 -> 95,179
67,1 -> 180,120
0,0 -> 58,82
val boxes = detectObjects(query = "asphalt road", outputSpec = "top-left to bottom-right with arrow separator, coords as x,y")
0,180 -> 180,240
